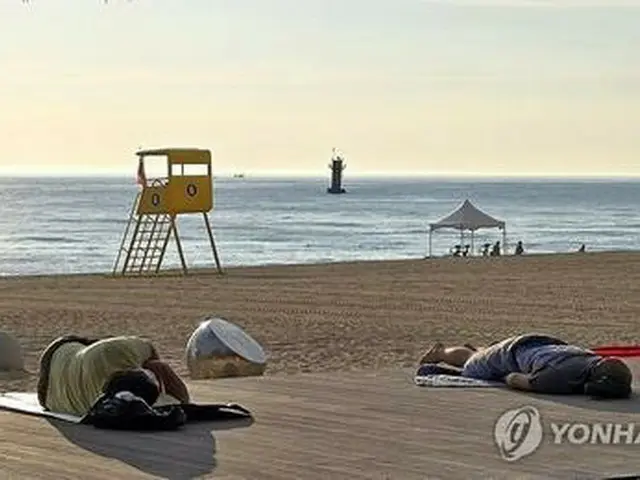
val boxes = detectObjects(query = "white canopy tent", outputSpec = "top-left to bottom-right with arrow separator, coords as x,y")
428,199 -> 507,257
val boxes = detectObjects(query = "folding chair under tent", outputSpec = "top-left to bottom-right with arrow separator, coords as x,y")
427,199 -> 507,257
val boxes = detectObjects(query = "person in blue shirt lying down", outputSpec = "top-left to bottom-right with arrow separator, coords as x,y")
418,333 -> 633,399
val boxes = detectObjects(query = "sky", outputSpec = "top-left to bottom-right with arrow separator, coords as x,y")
0,0 -> 639,177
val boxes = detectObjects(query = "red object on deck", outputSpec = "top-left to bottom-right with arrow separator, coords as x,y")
592,346 -> 640,358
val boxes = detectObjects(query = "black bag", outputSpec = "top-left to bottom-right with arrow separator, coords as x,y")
416,363 -> 463,377
81,391 -> 252,431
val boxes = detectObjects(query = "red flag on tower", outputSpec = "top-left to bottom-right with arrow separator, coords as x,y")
136,158 -> 146,187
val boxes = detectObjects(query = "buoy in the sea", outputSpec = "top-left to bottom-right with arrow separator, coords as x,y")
185,316 -> 267,379
0,331 -> 25,372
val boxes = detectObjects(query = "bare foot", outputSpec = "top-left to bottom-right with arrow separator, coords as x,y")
419,342 -> 445,364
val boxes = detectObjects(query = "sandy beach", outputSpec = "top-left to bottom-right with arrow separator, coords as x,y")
2,251 -> 640,393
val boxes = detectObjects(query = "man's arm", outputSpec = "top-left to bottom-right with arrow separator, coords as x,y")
143,359 -> 190,403
505,373 -> 533,391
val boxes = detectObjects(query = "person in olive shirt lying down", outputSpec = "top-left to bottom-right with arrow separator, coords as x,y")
37,335 -> 190,416
418,333 -> 633,399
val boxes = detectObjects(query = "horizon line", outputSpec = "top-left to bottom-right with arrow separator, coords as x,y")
1,171 -> 639,181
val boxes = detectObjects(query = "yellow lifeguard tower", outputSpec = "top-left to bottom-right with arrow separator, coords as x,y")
112,148 -> 223,276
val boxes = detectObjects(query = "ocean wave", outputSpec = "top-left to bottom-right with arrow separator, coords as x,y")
52,217 -> 128,225
11,235 -> 86,244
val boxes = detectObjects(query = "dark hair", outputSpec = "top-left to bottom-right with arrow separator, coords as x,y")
102,369 -> 160,406
586,358 -> 633,399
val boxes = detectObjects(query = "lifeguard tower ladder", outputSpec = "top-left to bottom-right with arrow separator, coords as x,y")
112,148 -> 224,276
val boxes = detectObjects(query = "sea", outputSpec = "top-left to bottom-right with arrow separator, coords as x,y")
0,176 -> 638,277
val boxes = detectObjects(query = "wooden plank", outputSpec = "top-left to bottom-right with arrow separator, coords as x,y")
2,368 -> 640,479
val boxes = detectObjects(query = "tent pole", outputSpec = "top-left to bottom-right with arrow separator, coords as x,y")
428,228 -> 432,258
503,228 -> 507,255
471,230 -> 475,256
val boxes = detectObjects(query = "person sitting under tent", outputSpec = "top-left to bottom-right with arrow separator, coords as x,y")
490,241 -> 501,256
481,243 -> 492,256
451,244 -> 471,257
37,335 -> 190,416
515,241 -> 524,255
418,333 -> 633,399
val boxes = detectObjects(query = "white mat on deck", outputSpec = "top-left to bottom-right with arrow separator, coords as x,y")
414,374 -> 504,388
0,392 -> 82,423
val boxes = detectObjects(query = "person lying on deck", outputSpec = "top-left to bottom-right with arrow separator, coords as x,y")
418,333 -> 633,399
37,335 -> 191,416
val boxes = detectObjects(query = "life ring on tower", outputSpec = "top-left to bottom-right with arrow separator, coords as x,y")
186,183 -> 198,197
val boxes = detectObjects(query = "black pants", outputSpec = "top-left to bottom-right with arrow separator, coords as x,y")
37,335 -> 98,409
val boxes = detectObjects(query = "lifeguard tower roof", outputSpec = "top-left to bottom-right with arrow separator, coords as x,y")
137,148 -> 208,155
136,148 -> 210,161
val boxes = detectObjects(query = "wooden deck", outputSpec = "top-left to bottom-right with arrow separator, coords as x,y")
2,367 -> 640,480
